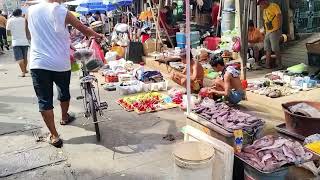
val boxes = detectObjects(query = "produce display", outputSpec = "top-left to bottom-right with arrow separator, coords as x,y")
117,92 -> 179,114
192,98 -> 264,133
238,136 -> 314,172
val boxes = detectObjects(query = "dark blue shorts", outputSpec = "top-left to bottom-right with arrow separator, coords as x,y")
31,69 -> 71,112
13,46 -> 29,61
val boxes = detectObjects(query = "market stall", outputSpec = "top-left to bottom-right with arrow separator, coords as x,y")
68,0 -> 320,179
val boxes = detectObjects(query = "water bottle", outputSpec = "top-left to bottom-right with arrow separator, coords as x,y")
137,62 -> 145,81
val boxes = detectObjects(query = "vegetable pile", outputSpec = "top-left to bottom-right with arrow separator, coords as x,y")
118,92 -> 161,112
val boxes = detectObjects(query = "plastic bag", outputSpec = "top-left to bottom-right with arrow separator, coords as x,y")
70,49 -> 75,64
89,39 -> 105,64
70,48 -> 80,72
232,37 -> 241,52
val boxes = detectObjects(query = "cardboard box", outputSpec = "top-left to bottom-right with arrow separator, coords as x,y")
143,38 -> 162,55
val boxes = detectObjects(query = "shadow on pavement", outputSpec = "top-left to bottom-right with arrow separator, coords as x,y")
0,103 -> 15,114
0,96 -> 35,104
63,111 -> 183,155
0,121 -> 41,136
0,85 -> 33,91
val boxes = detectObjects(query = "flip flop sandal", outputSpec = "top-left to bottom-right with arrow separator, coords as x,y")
48,135 -> 63,148
60,113 -> 76,125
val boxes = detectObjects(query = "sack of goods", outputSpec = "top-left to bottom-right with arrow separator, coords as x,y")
90,21 -> 104,33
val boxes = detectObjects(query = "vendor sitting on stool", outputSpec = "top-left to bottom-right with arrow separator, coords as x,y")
248,20 -> 264,62
171,52 -> 204,93
207,57 -> 244,105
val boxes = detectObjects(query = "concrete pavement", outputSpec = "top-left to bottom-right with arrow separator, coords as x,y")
0,50 -> 185,180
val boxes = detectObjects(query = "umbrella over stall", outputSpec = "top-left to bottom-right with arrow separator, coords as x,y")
78,0 -> 117,12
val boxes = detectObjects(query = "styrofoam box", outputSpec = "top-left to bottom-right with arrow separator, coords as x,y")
142,80 -> 168,92
118,74 -> 135,82
117,81 -> 144,95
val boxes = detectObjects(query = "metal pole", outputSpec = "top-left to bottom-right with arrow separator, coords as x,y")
185,0 -> 191,115
240,0 -> 249,80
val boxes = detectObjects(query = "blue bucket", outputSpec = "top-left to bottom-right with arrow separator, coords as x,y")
190,31 -> 200,43
177,43 -> 185,49
176,32 -> 186,44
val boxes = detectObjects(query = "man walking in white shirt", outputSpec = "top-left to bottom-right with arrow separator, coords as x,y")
6,9 -> 30,77
27,0 -> 102,148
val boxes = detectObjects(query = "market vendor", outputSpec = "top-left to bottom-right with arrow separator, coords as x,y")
171,53 -> 204,93
211,0 -> 220,28
159,6 -> 179,37
248,20 -> 264,62
207,57 -> 244,104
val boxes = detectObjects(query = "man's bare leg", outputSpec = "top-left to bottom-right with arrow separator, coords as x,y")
17,60 -> 26,77
60,101 -> 70,122
24,58 -> 28,73
275,51 -> 282,68
41,110 -> 59,139
265,50 -> 272,68
180,78 -> 187,87
253,47 -> 260,63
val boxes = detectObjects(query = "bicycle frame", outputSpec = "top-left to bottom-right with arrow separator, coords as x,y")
79,60 -> 104,120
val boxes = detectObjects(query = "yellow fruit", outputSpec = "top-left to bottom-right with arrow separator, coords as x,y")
305,141 -> 320,154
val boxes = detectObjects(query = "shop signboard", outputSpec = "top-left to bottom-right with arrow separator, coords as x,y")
0,0 -> 20,14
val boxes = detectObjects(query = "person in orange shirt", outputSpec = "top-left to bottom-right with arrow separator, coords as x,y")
248,20 -> 264,62
0,10 -> 9,54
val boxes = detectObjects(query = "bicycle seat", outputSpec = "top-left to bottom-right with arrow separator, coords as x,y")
86,59 -> 104,72
74,49 -> 93,60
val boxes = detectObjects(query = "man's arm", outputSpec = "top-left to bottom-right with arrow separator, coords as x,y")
210,73 -> 231,96
275,4 -> 282,31
25,19 -> 31,40
24,14 -> 31,41
190,64 -> 198,81
6,20 -> 10,36
6,29 -> 10,36
277,13 -> 282,31
65,11 -> 101,38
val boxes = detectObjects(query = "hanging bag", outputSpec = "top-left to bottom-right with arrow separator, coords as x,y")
265,10 -> 276,31
89,39 -> 106,64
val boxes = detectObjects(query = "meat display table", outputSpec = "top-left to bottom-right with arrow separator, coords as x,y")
186,112 -> 317,180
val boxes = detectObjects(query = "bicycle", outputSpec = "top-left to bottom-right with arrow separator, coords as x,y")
74,49 -> 109,141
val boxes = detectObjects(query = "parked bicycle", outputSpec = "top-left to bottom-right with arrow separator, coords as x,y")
74,49 -> 109,141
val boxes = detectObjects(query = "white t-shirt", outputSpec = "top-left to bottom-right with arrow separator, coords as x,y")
80,15 -> 88,25
28,2 -> 71,72
6,17 -> 29,47
114,23 -> 129,32
100,13 -> 106,24
88,16 -> 96,25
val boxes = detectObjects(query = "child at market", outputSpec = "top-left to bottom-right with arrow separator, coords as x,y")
207,57 -> 244,104
171,52 -> 204,93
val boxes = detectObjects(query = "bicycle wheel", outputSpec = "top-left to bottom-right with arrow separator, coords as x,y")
86,83 -> 101,141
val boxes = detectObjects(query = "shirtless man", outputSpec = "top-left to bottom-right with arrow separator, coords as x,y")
208,57 -> 244,104
171,53 -> 204,93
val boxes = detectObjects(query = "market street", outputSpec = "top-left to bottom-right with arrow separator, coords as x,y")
0,50 -> 186,180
